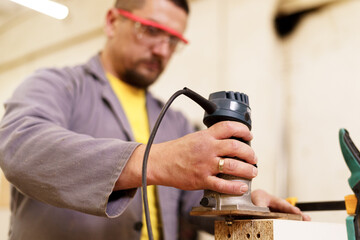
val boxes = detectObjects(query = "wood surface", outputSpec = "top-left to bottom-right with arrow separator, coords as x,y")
215,220 -> 273,240
190,208 -> 303,221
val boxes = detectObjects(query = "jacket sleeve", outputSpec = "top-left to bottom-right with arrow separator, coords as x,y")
163,110 -> 217,234
179,189 -> 217,235
171,111 -> 216,235
0,68 -> 139,218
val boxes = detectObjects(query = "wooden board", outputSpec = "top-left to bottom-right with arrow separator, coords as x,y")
215,220 -> 273,240
190,209 -> 303,221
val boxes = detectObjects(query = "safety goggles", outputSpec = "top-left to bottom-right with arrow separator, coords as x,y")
117,9 -> 188,51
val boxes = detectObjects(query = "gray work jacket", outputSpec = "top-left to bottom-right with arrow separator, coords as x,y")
0,55 -> 212,239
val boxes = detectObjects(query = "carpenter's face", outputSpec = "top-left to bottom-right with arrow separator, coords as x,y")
106,0 -> 188,88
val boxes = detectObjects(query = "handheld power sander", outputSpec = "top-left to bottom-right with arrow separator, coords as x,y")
193,91 -> 269,213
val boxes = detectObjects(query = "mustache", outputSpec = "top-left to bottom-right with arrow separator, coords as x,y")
138,56 -> 163,68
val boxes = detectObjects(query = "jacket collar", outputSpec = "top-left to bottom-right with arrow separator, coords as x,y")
84,54 -> 135,141
84,53 -> 108,85
83,54 -> 165,142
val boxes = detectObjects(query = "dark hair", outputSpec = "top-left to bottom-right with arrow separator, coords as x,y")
114,0 -> 189,14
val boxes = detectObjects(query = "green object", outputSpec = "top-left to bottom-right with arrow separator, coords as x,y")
347,216 -> 356,240
340,129 -> 360,188
339,128 -> 360,240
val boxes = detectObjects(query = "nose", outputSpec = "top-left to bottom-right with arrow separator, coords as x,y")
151,37 -> 173,58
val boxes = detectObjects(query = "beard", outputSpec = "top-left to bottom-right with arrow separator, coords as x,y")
121,57 -> 164,89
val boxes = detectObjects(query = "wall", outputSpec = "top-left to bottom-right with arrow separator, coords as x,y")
0,0 -> 358,238
284,0 -> 360,223
153,0 -> 286,198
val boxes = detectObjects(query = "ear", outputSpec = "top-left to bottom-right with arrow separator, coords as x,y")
104,9 -> 119,37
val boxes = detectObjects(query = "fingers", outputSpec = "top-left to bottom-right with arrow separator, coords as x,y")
269,197 -> 312,221
200,157 -> 257,195
206,175 -> 249,195
301,212 -> 312,221
271,198 -> 301,214
251,189 -> 312,221
215,139 -> 257,165
208,121 -> 256,165
216,158 -> 258,179
148,121 -> 257,194
208,121 -> 253,142
272,199 -> 311,221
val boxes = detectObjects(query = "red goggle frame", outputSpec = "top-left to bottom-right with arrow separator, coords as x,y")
117,9 -> 188,44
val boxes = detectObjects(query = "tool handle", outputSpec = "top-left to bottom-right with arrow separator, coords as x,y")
339,128 -> 360,240
346,216 -> 356,240
339,128 -> 360,188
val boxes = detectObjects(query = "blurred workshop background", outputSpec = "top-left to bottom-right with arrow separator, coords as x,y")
1,0 -> 360,238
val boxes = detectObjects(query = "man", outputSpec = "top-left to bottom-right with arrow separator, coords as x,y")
0,0 -> 308,239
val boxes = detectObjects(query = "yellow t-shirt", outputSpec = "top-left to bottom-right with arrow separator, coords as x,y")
107,73 -> 162,240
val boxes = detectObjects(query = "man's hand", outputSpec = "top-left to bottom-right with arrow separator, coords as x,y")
251,189 -> 311,221
115,121 -> 257,195
149,121 -> 258,195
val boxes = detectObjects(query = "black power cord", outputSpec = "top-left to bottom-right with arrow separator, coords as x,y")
141,87 -> 217,240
